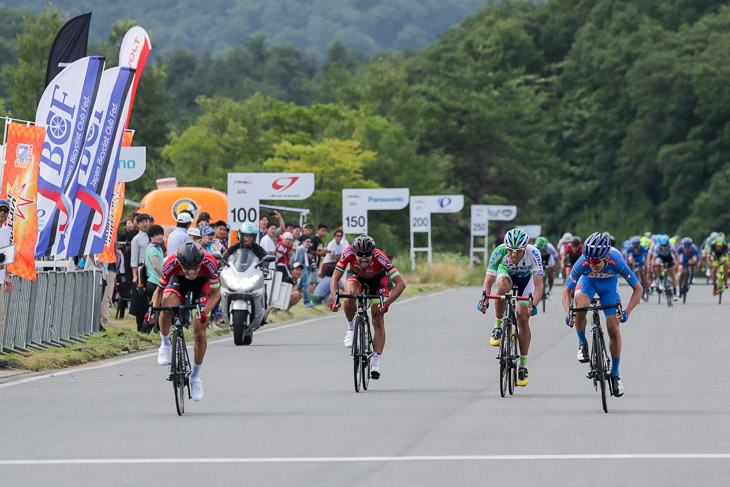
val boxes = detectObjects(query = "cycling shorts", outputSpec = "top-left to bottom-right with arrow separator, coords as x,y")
163,275 -> 211,306
345,270 -> 390,297
654,254 -> 675,268
541,253 -> 556,267
680,254 -> 699,266
626,253 -> 646,268
566,254 -> 581,267
496,272 -> 533,306
575,276 -> 621,318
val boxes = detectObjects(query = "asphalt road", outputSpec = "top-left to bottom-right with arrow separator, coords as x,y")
1,283 -> 729,486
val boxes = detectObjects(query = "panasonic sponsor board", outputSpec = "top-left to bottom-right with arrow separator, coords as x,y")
342,188 -> 409,234
116,146 -> 146,182
409,195 -> 464,269
227,173 -> 314,231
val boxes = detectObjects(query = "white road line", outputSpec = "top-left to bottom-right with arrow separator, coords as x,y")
0,288 -> 450,389
1,454 -> 730,465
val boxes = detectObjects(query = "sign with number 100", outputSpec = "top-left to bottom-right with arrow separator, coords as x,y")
229,207 -> 258,224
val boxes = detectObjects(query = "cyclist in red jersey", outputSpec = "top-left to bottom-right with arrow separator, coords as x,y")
149,241 -> 220,402
330,234 -> 406,380
561,236 -> 583,275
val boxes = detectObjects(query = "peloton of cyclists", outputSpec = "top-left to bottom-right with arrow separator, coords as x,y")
563,232 -> 643,397
480,228 -> 544,387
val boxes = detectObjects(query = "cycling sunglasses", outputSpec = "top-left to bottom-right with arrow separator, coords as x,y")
182,265 -> 199,272
586,258 -> 605,265
355,252 -> 373,258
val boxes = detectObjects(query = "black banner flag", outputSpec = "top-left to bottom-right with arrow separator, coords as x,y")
44,12 -> 92,87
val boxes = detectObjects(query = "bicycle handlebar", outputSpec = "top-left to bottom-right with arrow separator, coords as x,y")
335,291 -> 385,307
151,304 -> 202,312
570,301 -> 623,314
482,294 -> 531,302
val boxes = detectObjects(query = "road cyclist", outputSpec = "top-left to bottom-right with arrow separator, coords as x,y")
563,232 -> 643,397
677,237 -> 700,300
479,228 -> 543,387
149,241 -> 221,402
535,236 -> 558,303
648,234 -> 679,300
707,235 -> 729,297
329,234 -> 406,380
624,236 -> 650,300
561,236 -> 583,281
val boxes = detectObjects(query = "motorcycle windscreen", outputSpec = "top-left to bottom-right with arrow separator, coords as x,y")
230,248 -> 260,272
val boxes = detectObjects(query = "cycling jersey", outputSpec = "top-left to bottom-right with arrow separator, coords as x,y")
336,246 -> 399,280
679,245 -> 700,264
567,249 -> 638,317
626,245 -> 648,266
564,244 -> 583,257
487,244 -> 544,279
159,251 -> 220,288
710,245 -> 730,261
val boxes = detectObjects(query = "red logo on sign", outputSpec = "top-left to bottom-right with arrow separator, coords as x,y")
272,176 -> 299,192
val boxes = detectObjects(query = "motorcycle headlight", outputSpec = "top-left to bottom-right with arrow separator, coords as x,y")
221,268 -> 261,291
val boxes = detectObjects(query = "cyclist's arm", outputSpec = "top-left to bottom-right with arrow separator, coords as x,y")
384,274 -> 406,307
624,279 -> 643,318
151,285 -> 163,309
202,286 -> 220,316
330,267 -> 344,298
481,273 -> 496,295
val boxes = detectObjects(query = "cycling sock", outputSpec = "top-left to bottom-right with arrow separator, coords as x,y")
192,364 -> 202,379
577,330 -> 587,345
372,353 -> 381,367
347,319 -> 354,331
495,318 -> 502,329
611,357 -> 620,377
160,334 -> 171,347
520,355 -> 528,367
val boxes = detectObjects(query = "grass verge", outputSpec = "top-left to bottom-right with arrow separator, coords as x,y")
1,253 -> 485,373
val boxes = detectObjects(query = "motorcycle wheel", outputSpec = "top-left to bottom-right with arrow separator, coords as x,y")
232,310 -> 249,346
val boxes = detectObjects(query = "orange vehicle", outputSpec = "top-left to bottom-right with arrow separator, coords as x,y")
140,185 -> 227,238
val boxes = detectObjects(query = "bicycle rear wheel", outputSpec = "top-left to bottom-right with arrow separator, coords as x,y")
172,330 -> 186,416
353,318 -> 363,392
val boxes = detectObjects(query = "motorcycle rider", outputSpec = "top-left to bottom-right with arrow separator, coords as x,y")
223,222 -> 268,262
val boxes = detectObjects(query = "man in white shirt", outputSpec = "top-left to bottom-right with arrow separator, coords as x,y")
259,222 -> 277,269
0,199 -> 14,368
166,211 -> 193,258
131,213 -> 151,285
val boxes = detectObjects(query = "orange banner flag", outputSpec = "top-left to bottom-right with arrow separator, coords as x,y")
1,122 -> 46,280
98,130 -> 134,263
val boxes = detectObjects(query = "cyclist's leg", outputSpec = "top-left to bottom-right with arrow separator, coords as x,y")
370,275 -> 390,356
495,273 -> 512,317
668,259 -> 678,289
160,277 -> 183,337
192,287 -> 210,366
514,275 -> 533,356
573,277 -> 596,346
343,273 -> 361,323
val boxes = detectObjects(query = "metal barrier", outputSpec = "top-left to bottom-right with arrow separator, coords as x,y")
0,269 -> 103,354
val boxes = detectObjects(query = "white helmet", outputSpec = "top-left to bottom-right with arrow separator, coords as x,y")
562,232 -> 573,241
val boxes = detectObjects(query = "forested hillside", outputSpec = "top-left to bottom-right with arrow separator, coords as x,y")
0,0 -> 485,56
1,0 -> 729,253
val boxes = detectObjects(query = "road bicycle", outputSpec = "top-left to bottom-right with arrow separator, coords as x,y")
151,301 -> 202,416
630,260 -> 650,302
654,262 -> 674,307
715,257 -> 727,304
679,263 -> 695,304
480,287 -> 531,397
569,298 -> 622,413
335,289 -> 383,393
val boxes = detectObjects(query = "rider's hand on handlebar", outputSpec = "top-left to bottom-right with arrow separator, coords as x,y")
565,314 -> 574,328
478,292 -> 489,313
329,301 -> 340,312
381,302 -> 389,313
531,305 -> 538,316
199,311 -> 208,324
619,310 -> 628,323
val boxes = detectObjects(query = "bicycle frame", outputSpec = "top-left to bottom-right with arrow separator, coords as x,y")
335,290 -> 384,392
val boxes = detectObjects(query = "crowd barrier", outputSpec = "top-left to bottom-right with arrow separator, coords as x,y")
0,266 -> 103,354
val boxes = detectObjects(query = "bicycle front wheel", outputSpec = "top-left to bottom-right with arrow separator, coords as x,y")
353,318 -> 363,393
172,330 -> 186,416
595,330 -> 609,413
498,322 -> 510,398
361,319 -> 371,391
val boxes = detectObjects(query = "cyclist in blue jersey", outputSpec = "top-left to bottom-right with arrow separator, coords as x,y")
562,232 -> 643,397
648,234 -> 679,298
625,236 -> 649,294
677,237 -> 700,295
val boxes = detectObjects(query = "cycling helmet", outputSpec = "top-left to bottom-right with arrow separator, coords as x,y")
607,233 -> 616,247
583,232 -> 611,260
504,228 -> 529,250
656,234 -> 670,246
238,221 -> 258,241
682,237 -> 693,248
562,232 -> 573,241
535,236 -> 548,249
714,236 -> 726,247
630,236 -> 641,247
352,234 -> 376,256
571,236 -> 581,246
177,241 -> 204,267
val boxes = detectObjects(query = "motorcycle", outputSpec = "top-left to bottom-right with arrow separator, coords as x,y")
219,249 -> 275,346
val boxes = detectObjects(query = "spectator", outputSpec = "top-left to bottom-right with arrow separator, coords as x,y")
122,218 -> 136,240
309,224 -> 327,284
258,215 -> 269,242
167,211 -> 193,257
299,222 -> 314,244
213,220 -> 230,252
260,222 -> 278,267
130,213 -> 151,286
292,225 -> 302,242
144,225 -> 166,333
100,246 -> 123,326
268,210 -> 286,237
275,232 -> 294,268
321,227 -> 346,276
309,268 -> 345,305
202,226 -> 223,256
0,199 -> 13,368
294,237 -> 313,306
196,211 -> 211,229
187,226 -> 202,243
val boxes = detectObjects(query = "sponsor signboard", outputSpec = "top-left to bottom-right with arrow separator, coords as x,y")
342,188 -> 409,234
470,204 -> 518,266
116,146 -> 146,182
409,195 -> 464,269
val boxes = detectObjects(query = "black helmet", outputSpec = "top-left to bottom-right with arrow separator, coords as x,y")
177,241 -> 204,267
352,234 -> 376,256
571,236 -> 582,246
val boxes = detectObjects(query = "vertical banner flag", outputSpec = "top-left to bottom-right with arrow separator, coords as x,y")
119,26 -> 151,129
98,130 -> 133,263
62,67 -> 135,258
45,13 -> 92,88
34,55 -> 104,257
1,123 -> 46,280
